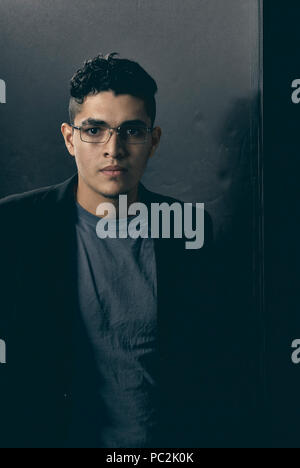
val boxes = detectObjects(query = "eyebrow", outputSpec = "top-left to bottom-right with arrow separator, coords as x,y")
80,118 -> 149,127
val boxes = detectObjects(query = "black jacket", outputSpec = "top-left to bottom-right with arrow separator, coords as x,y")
0,172 -> 257,448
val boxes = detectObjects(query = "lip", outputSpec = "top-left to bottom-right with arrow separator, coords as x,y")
100,166 -> 128,177
101,170 -> 126,177
101,166 -> 127,171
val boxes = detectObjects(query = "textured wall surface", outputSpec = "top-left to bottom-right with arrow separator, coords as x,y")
0,0 -> 260,239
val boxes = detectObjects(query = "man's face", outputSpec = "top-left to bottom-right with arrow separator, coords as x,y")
62,90 -> 161,200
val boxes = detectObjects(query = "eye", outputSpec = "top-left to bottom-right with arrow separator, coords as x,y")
127,127 -> 139,136
87,127 -> 100,135
81,125 -> 108,137
124,126 -> 145,137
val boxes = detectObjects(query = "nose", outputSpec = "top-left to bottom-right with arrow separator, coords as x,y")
103,128 -> 125,158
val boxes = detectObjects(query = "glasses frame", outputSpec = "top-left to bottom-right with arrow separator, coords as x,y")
70,123 -> 154,145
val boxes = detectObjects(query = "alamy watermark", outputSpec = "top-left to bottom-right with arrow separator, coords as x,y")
291,339 -> 300,364
0,80 -> 7,362
0,339 -> 6,364
95,197 -> 205,250
0,79 -> 6,104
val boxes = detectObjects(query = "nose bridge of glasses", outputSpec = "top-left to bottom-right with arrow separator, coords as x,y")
111,126 -> 122,136
106,126 -> 123,144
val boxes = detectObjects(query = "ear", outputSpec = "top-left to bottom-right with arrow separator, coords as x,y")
61,123 -> 75,157
149,126 -> 162,158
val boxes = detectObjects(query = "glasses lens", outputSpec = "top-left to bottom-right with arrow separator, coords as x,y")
79,124 -> 150,144
120,125 -> 148,144
80,124 -> 109,143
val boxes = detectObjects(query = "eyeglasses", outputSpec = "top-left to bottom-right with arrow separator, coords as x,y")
71,123 -> 153,145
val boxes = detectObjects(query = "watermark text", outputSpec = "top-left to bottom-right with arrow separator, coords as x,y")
0,339 -> 6,364
291,339 -> 300,364
95,197 -> 205,250
0,79 -> 6,104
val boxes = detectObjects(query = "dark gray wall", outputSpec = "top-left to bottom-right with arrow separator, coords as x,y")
0,0 -> 260,239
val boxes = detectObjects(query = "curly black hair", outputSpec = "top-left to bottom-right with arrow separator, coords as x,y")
69,52 -> 158,126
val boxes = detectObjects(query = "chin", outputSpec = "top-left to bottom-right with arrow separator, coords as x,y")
96,182 -> 128,199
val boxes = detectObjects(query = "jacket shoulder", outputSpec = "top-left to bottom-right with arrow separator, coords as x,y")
0,182 -> 60,209
0,174 -> 76,218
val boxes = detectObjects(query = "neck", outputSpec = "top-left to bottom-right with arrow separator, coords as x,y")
75,176 -> 140,219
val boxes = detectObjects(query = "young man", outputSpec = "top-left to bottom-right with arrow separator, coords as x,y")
0,53 -> 252,448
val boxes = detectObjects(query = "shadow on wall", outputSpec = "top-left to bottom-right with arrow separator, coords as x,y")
207,92 -> 261,247
204,92 -> 263,447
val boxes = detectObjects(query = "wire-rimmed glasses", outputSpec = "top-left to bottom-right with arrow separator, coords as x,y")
71,123 -> 153,145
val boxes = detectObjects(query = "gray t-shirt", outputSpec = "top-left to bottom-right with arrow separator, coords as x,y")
66,200 -> 158,448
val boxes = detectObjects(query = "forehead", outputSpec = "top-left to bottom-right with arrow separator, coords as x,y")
75,90 -> 150,125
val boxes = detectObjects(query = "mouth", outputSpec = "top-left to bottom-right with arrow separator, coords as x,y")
100,169 -> 127,177
100,166 -> 128,177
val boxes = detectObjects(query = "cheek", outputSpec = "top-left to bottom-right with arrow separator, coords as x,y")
132,148 -> 152,170
74,145 -> 97,171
